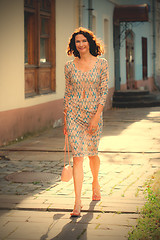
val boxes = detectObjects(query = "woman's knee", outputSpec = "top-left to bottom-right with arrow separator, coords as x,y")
73,157 -> 84,166
89,155 -> 99,161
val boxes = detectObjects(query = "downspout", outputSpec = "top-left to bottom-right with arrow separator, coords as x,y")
88,0 -> 93,30
152,0 -> 160,89
113,8 -> 121,91
113,22 -> 121,91
79,0 -> 82,27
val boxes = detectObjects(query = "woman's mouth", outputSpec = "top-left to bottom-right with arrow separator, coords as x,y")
78,47 -> 85,50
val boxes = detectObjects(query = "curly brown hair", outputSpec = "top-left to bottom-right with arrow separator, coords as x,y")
67,27 -> 104,58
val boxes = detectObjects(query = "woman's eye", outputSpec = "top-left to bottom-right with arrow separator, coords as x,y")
75,39 -> 87,43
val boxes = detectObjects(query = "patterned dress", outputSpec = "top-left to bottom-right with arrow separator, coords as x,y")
64,57 -> 109,157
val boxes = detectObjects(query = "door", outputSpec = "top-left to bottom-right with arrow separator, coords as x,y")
126,30 -> 135,89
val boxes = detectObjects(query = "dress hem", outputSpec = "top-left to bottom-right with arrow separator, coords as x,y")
72,152 -> 99,158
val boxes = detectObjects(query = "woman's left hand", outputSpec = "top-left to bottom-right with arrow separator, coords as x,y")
88,114 -> 100,134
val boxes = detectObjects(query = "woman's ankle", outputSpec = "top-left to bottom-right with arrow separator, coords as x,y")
92,180 -> 100,187
75,198 -> 81,205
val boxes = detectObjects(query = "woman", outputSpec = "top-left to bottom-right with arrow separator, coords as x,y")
63,27 -> 109,217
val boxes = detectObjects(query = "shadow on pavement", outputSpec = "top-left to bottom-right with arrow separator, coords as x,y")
40,201 -> 98,240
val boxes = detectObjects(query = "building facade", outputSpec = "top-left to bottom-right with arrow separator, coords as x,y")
0,0 -> 78,146
0,0 -> 159,146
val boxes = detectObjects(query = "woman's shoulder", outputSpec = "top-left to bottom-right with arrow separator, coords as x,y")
97,57 -> 108,65
97,57 -> 108,71
65,60 -> 74,68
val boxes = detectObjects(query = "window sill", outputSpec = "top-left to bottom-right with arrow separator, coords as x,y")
25,90 -> 56,99
25,63 -> 52,68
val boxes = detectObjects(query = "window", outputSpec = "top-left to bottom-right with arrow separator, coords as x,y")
142,37 -> 148,80
24,0 -> 56,97
25,11 -> 35,65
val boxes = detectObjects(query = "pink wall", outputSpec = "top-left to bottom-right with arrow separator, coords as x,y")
104,87 -> 115,111
119,78 -> 156,92
0,99 -> 63,146
134,77 -> 155,91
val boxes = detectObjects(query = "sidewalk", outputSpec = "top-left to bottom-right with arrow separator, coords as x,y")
0,107 -> 160,240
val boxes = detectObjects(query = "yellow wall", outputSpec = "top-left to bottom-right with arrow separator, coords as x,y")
0,0 -> 24,111
55,0 -> 78,103
0,0 -> 78,112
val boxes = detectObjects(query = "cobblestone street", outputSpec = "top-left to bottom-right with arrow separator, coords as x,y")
0,107 -> 160,240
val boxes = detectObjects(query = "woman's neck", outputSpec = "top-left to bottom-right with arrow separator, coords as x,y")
79,53 -> 93,62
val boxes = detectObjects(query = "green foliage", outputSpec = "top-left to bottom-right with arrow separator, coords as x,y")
128,171 -> 160,240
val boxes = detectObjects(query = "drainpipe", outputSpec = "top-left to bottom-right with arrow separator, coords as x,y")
114,23 -> 121,91
79,0 -> 82,27
88,0 -> 93,30
152,0 -> 160,89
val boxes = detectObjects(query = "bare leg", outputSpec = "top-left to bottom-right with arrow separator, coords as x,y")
71,156 -> 84,216
89,155 -> 100,184
89,155 -> 101,200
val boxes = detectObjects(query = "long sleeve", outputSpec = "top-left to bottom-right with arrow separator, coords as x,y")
64,62 -> 72,110
98,59 -> 109,106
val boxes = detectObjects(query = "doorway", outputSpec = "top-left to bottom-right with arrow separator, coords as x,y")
126,30 -> 135,89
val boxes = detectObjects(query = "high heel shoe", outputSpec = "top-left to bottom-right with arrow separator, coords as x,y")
92,183 -> 101,201
70,203 -> 83,217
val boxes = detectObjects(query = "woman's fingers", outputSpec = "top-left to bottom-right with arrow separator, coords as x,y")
88,124 -> 97,134
89,115 -> 99,133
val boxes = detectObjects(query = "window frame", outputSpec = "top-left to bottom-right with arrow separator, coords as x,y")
24,0 -> 56,98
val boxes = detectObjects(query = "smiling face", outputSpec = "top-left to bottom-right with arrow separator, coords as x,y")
75,34 -> 90,56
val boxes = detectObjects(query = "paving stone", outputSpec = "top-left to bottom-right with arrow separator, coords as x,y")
15,202 -> 50,210
0,222 -> 20,239
47,221 -> 88,240
2,221 -> 53,240
81,230 -> 128,240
